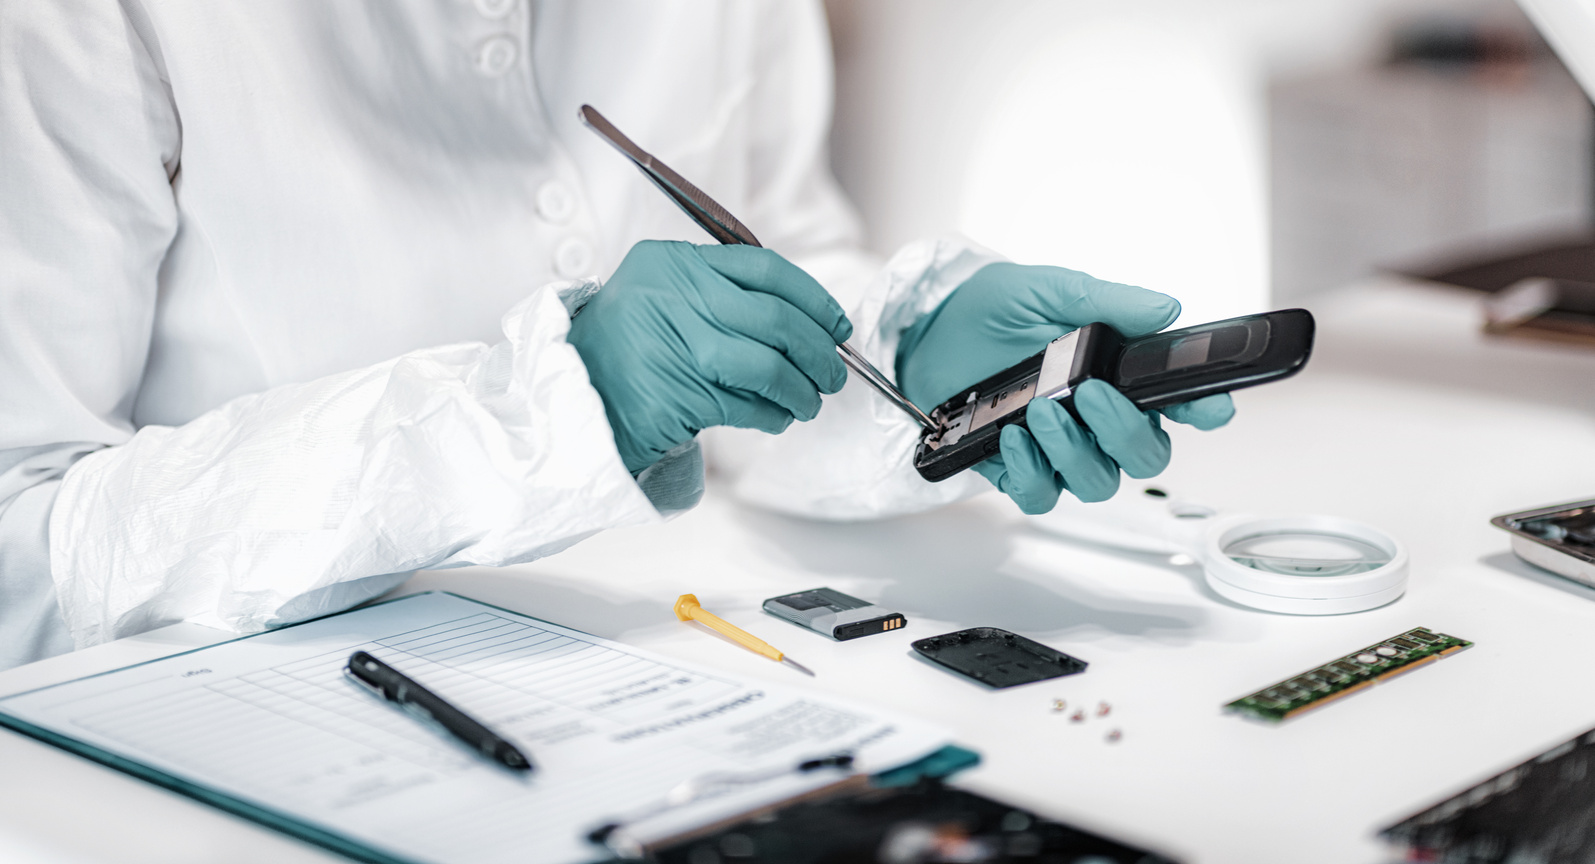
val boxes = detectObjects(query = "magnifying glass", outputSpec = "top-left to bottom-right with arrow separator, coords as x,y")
1028,489 -> 1408,615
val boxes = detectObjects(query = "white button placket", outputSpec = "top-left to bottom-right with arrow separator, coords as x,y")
474,36 -> 519,77
472,0 -> 517,18
535,181 -> 576,225
527,99 -> 602,280
469,0 -> 521,79
553,237 -> 595,279
466,0 -> 603,281
542,163 -> 604,278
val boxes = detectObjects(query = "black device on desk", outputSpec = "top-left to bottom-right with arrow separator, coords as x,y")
912,628 -> 1087,689
1383,721 -> 1595,862
639,776 -> 1177,864
914,309 -> 1316,481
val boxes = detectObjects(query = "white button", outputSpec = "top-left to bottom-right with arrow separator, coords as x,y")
536,181 -> 577,224
554,238 -> 595,278
473,0 -> 516,19
474,36 -> 519,77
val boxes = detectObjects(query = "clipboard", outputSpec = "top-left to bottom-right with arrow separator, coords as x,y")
0,592 -> 963,864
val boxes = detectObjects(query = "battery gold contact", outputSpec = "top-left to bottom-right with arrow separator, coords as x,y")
763,588 -> 907,641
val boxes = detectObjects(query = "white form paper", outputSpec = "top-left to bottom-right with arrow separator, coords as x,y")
0,593 -> 950,864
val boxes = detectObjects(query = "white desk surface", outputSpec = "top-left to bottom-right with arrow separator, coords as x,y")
5,279 -> 1595,864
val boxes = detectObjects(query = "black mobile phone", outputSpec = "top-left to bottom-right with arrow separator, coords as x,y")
913,308 -> 1315,482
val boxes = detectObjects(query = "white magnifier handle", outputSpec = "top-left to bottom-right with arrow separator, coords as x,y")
1027,486 -> 1218,558
1027,486 -> 1409,615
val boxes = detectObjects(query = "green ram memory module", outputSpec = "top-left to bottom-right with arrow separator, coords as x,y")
1225,627 -> 1472,722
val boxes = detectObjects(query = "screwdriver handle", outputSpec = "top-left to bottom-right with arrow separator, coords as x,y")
673,594 -> 783,662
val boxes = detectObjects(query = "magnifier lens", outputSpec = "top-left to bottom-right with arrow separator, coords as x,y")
1221,531 -> 1393,577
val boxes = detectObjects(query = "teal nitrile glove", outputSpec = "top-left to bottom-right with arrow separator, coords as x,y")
897,262 -> 1234,514
568,241 -> 852,474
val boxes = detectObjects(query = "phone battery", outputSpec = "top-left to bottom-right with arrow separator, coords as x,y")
763,588 -> 906,641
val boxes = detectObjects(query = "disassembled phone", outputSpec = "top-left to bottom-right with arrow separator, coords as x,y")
763,588 -> 906,641
1492,498 -> 1595,589
913,309 -> 1315,482
649,777 -> 1178,864
1383,722 -> 1595,861
912,628 -> 1087,689
1225,627 -> 1471,723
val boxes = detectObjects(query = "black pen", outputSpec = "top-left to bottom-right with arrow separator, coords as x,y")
345,650 -> 534,773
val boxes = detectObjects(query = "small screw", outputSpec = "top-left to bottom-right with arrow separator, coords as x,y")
1070,710 -> 1085,723
1096,701 -> 1111,717
1106,729 -> 1122,743
1051,699 -> 1067,713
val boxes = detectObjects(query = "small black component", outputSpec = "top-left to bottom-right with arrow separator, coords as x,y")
1409,630 -> 1437,643
911,628 -> 1086,689
1391,637 -> 1421,650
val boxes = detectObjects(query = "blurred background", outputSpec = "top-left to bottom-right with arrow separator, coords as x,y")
823,0 -> 1593,327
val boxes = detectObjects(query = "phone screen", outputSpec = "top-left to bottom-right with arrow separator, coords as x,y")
1166,332 -> 1213,370
1116,319 -> 1265,386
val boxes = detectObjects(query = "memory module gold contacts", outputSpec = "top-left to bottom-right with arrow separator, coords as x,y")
1225,628 -> 1472,722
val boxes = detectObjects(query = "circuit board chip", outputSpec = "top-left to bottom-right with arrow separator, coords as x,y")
1226,628 -> 1472,722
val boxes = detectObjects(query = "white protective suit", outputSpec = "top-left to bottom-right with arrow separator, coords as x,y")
0,0 -> 993,670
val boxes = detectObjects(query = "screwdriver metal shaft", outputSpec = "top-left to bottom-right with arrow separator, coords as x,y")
674,594 -> 815,677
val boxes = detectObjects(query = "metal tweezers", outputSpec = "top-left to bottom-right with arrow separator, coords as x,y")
578,105 -> 935,430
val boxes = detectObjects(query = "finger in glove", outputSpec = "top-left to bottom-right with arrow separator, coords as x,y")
701,278 -> 847,394
1025,397 -> 1122,503
991,423 -> 1064,515
1160,393 -> 1235,430
694,334 -> 825,423
696,245 -> 853,342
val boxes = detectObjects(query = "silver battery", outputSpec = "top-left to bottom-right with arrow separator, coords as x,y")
762,588 -> 906,641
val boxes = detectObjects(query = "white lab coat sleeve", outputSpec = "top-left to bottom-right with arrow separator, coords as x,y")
709,2 -> 999,519
0,449 -> 83,670
0,2 -> 179,662
2,4 -> 659,653
50,288 -> 662,648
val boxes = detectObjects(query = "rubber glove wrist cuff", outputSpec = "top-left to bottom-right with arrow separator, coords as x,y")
553,276 -> 604,318
633,440 -> 705,515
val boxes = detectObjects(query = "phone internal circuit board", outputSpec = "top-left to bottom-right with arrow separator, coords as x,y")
1226,628 -> 1472,722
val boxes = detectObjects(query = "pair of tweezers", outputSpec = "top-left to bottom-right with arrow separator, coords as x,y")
578,105 -> 935,430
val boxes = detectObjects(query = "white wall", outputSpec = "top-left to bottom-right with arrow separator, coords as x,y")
826,0 -> 1501,324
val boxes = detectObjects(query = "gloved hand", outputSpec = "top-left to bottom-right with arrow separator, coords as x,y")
897,262 -> 1234,514
568,241 -> 853,474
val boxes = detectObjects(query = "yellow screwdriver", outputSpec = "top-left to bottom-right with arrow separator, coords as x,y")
673,594 -> 815,677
